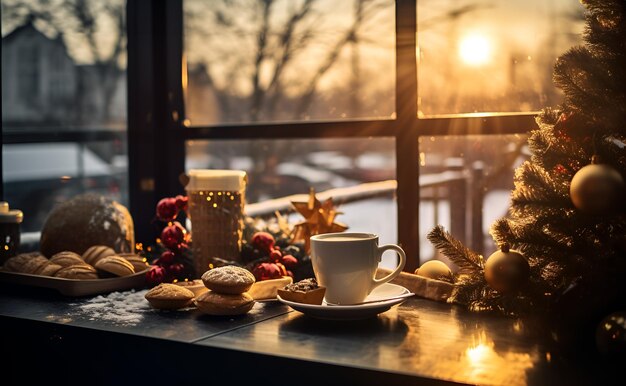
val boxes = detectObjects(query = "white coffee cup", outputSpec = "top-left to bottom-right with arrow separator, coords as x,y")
310,232 -> 406,305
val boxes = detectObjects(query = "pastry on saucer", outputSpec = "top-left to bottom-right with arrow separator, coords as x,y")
277,278 -> 326,305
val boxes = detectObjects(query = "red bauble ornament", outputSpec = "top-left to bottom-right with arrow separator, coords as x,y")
281,255 -> 298,268
156,198 -> 179,222
251,232 -> 275,253
175,195 -> 188,212
252,262 -> 283,281
146,265 -> 166,285
161,222 -> 188,250
484,244 -> 529,293
159,250 -> 176,265
570,156 -> 625,215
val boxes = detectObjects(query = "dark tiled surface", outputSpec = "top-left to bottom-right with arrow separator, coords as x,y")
0,283 -> 291,342
1,284 -> 620,385
197,298 -> 607,386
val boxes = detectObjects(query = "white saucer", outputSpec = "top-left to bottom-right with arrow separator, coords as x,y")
277,283 -> 413,320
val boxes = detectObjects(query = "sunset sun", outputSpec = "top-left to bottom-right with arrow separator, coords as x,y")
458,34 -> 491,66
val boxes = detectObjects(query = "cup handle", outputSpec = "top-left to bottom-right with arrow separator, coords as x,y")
371,244 -> 406,291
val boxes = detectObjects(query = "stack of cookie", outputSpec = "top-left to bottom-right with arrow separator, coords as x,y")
195,266 -> 256,316
145,266 -> 256,315
2,246 -> 149,280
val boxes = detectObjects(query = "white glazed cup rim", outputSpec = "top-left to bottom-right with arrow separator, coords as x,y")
310,232 -> 378,242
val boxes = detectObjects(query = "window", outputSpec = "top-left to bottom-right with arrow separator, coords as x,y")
1,1 -> 584,270
123,0 -> 585,271
1,0 -> 128,234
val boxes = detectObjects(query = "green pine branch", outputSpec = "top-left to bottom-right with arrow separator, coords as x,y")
527,125 -> 590,171
427,226 -> 484,274
510,161 -> 570,204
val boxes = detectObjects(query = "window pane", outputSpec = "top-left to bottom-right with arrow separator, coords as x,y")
185,137 -> 399,267
417,0 -> 585,116
184,0 -> 395,125
418,134 -> 529,263
2,0 -> 128,233
3,141 -> 128,232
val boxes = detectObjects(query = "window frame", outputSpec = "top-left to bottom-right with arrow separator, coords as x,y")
126,0 -> 538,271
0,0 -> 538,270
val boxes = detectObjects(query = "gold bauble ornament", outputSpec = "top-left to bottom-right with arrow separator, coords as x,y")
570,156 -> 624,216
415,260 -> 452,280
484,244 -> 529,293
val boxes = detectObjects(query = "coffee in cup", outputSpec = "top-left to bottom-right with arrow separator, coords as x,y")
310,232 -> 406,305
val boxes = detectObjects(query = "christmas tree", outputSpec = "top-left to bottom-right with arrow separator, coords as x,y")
428,0 -> 626,325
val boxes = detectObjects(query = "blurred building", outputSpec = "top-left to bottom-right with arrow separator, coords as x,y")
1,20 -> 125,128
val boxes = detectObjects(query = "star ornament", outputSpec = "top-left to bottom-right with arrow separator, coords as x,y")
291,188 -> 348,253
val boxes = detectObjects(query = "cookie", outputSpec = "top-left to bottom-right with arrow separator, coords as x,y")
277,278 -> 326,305
82,245 -> 116,266
194,290 -> 255,316
55,264 -> 98,280
201,266 -> 255,294
3,252 -> 41,273
35,261 -> 64,277
248,276 -> 293,301
50,251 -> 86,267
95,256 -> 135,277
145,283 -> 195,310
21,254 -> 50,274
175,279 -> 208,297
118,253 -> 149,272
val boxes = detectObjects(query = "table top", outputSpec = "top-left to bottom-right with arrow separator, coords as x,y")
0,284 -> 618,385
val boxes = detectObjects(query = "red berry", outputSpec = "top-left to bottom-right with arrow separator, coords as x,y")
175,195 -> 188,212
146,265 -> 166,285
252,262 -> 282,281
161,222 -> 188,250
269,249 -> 282,262
156,197 -> 178,222
281,255 -> 298,268
251,232 -> 275,253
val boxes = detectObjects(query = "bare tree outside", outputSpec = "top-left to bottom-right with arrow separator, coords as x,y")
184,0 -> 395,125
2,0 -> 126,126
